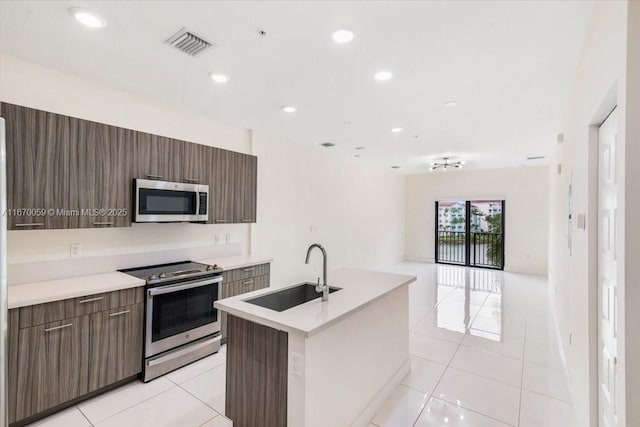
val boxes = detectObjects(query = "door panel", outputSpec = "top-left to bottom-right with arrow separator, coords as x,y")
598,108 -> 619,427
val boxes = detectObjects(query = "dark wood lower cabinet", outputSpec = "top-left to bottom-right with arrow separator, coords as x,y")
226,315 -> 288,427
15,315 -> 91,420
220,265 -> 270,340
89,304 -> 144,392
8,288 -> 144,425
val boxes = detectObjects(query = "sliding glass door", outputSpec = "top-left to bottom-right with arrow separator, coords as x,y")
435,200 -> 505,270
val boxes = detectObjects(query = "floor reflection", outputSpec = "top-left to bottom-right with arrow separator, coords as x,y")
434,265 -> 504,341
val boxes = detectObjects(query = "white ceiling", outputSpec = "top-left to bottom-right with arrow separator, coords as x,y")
0,0 -> 594,173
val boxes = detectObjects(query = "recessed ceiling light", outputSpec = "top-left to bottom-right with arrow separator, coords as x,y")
391,165 -> 400,169
445,101 -> 459,107
355,146 -> 365,150
374,70 -> 393,81
209,73 -> 230,84
332,29 -> 354,44
391,127 -> 403,133
69,7 -> 107,28
354,154 -> 360,158
320,142 -> 335,148
282,106 -> 298,113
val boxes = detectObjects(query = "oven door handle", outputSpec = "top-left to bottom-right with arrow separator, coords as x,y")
147,276 -> 222,296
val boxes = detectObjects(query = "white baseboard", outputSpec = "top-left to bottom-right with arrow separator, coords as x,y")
352,358 -> 411,427
404,256 -> 435,263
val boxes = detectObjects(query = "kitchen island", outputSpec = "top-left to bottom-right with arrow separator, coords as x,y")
215,268 -> 416,427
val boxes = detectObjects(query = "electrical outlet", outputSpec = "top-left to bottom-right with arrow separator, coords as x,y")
214,235 -> 220,244
290,352 -> 304,377
70,244 -> 81,258
225,234 -> 231,244
310,225 -> 319,232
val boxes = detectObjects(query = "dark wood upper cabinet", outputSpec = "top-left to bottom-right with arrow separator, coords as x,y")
238,154 -> 258,223
2,102 -> 70,230
134,132 -> 182,182
208,147 -> 234,224
182,141 -> 208,184
69,119 -> 134,228
1,103 -> 258,229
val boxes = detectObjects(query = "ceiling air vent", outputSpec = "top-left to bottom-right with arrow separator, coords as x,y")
165,27 -> 215,57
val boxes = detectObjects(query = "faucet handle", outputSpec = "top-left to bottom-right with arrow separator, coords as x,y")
315,277 -> 323,293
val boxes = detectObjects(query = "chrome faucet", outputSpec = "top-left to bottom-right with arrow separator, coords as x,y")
305,243 -> 329,301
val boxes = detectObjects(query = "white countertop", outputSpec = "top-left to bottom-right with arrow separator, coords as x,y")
215,268 -> 416,338
8,254 -> 272,309
196,255 -> 273,271
8,272 -> 146,309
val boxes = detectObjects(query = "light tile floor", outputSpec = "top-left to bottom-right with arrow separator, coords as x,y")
372,262 -> 573,427
28,262 -> 571,427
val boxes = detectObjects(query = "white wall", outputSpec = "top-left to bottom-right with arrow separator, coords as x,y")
405,166 -> 548,275
251,131 -> 406,286
0,53 -> 406,286
547,1 -> 640,426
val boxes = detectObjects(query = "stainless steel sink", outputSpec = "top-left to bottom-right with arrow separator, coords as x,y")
245,283 -> 341,312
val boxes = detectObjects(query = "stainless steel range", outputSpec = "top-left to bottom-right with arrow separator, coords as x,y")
120,261 -> 223,382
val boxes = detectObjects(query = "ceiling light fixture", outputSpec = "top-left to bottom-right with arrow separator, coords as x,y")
332,29 -> 354,44
391,127 -> 403,133
445,101 -> 458,107
282,106 -> 298,113
320,142 -> 335,148
355,146 -> 365,150
209,73 -> 230,84
430,157 -> 464,171
70,7 -> 107,28
374,70 -> 393,81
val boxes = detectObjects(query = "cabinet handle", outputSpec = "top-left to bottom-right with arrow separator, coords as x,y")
241,219 -> 252,223
215,219 -> 227,223
78,296 -> 104,304
146,174 -> 164,180
243,267 -> 255,272
45,323 -> 72,333
94,221 -> 113,226
184,178 -> 199,183
109,310 -> 131,317
15,223 -> 44,227
243,280 -> 254,286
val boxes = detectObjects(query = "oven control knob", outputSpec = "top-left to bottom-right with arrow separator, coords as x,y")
148,274 -> 159,282
159,273 -> 167,279
206,265 -> 214,271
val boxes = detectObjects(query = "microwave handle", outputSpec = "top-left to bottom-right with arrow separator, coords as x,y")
148,276 -> 222,296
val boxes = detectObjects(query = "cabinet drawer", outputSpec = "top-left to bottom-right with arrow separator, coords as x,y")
18,287 -> 144,329
223,263 -> 270,282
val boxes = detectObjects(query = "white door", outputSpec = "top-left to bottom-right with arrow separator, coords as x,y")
598,108 -> 618,427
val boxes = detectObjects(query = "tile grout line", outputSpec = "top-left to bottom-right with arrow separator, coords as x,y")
517,304 -> 529,426
76,405 -> 95,427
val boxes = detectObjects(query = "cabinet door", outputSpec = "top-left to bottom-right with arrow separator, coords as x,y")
89,304 -> 143,392
69,119 -> 134,228
208,147 -> 234,224
2,102 -> 70,230
182,141 -> 208,184
135,132 -> 182,182
15,316 -> 90,420
235,154 -> 257,223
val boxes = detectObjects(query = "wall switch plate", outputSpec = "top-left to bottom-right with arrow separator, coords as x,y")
310,225 -> 319,232
70,244 -> 81,258
577,214 -> 586,230
290,352 -> 304,377
214,235 -> 220,244
569,331 -> 573,346
225,234 -> 231,244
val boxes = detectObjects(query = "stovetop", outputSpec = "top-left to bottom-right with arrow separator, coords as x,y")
119,261 -> 222,286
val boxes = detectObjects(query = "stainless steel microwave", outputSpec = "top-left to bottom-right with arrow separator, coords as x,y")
133,179 -> 209,223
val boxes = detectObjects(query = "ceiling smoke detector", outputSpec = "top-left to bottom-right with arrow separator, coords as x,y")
165,27 -> 215,57
430,157 -> 464,171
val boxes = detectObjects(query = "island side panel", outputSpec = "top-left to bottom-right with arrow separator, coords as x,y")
225,314 -> 288,427
303,284 -> 410,427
